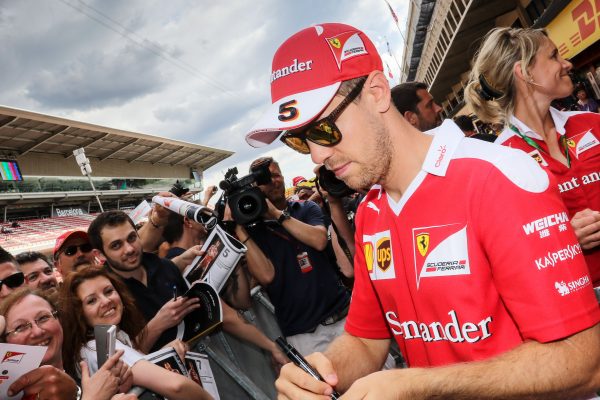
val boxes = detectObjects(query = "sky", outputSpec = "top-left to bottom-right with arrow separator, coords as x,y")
0,0 -> 409,188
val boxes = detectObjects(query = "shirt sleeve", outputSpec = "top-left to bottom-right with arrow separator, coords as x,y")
476,152 -> 600,342
295,201 -> 325,227
80,338 -> 145,376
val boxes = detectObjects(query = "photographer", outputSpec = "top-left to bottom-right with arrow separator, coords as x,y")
228,157 -> 350,357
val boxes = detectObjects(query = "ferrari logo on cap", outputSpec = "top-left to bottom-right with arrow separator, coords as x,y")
326,31 -> 368,70
328,38 -> 341,49
416,233 -> 429,257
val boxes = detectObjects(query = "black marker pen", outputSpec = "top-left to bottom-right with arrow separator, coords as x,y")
275,337 -> 340,400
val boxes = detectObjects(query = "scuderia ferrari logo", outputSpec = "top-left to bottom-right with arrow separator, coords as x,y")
363,230 -> 395,280
412,223 -> 471,289
328,38 -> 341,48
416,233 -> 429,256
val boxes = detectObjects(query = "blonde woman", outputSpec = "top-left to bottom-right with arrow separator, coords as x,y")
465,27 -> 600,283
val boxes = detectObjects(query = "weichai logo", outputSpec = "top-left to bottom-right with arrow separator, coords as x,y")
376,238 -> 392,271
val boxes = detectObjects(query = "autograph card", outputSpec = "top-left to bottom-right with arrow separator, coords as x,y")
0,343 -> 46,400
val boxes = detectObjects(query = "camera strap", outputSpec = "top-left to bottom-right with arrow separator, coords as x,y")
314,180 -> 354,265
266,224 -> 314,274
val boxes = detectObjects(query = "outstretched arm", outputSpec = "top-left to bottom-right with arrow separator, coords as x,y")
263,199 -> 328,250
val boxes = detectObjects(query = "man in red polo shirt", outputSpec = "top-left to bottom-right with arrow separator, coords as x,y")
245,23 -> 600,399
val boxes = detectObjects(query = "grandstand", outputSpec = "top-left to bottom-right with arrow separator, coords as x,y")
0,105 -> 233,254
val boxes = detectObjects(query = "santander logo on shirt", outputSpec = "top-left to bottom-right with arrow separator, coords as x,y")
385,309 -> 493,344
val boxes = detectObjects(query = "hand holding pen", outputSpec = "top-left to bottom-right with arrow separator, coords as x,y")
276,337 -> 341,399
150,287 -> 202,330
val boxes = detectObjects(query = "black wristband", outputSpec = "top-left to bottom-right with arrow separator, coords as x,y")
277,209 -> 291,224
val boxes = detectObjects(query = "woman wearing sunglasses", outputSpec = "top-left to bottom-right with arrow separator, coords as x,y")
465,27 -> 600,282
59,266 -> 212,400
0,288 -> 134,400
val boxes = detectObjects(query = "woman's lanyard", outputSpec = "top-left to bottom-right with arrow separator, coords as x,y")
509,123 -> 571,168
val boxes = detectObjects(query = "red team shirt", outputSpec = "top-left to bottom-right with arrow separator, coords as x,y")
346,121 -> 600,368
496,109 -> 600,283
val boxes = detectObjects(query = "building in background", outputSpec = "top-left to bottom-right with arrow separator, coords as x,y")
400,0 -> 598,131
0,105 -> 233,253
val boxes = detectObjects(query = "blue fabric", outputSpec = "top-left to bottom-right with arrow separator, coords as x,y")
248,200 -> 349,336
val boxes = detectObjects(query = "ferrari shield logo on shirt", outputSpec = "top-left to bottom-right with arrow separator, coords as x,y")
528,149 -> 548,166
570,130 -> 599,158
363,230 -> 395,280
412,224 -> 470,289
416,233 -> 429,257
326,31 -> 368,70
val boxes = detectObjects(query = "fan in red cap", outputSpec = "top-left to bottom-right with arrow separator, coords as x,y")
292,176 -> 307,187
246,23 -> 383,147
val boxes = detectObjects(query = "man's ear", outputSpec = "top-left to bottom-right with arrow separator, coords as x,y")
403,111 -> 419,128
365,70 -> 391,113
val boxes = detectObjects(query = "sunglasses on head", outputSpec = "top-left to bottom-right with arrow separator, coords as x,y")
62,243 -> 93,257
280,77 -> 367,154
0,272 -> 24,290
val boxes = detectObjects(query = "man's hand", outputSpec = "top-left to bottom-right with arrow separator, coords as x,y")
571,209 -> 600,249
202,185 -> 218,206
171,245 -> 203,272
8,365 -> 77,400
263,198 -> 283,220
151,191 -> 178,227
339,369 -> 414,399
151,296 -> 201,331
81,349 -> 131,400
275,352 -> 339,399
162,339 -> 190,362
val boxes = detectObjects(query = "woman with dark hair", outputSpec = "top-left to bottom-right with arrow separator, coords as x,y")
59,266 -> 212,400
465,27 -> 600,283
0,287 -> 134,400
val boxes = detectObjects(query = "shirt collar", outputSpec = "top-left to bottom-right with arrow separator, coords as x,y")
422,119 -> 464,177
509,107 -> 580,138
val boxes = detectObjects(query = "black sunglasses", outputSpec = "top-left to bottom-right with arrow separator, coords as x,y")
0,272 -> 25,290
280,77 -> 366,154
62,243 -> 93,257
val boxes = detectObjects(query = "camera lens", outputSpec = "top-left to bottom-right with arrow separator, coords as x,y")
237,195 -> 260,215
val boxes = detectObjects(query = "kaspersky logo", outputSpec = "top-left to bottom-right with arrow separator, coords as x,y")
363,230 -> 395,280
412,223 -> 470,289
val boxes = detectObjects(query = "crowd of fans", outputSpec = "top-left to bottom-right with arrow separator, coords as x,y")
1,21 -> 600,400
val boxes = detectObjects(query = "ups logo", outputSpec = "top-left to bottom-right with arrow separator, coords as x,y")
376,237 -> 392,271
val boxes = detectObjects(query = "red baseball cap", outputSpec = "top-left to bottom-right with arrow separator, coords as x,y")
53,230 -> 89,258
292,176 -> 307,186
246,23 -> 383,147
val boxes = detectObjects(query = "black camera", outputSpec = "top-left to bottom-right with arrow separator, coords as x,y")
169,180 -> 189,197
317,165 -> 355,198
219,159 -> 272,225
